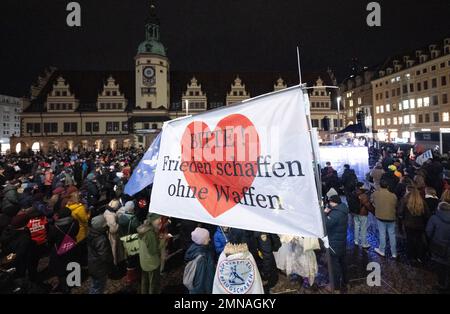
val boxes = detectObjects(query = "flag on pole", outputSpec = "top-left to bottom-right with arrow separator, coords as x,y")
124,132 -> 162,196
150,86 -> 324,238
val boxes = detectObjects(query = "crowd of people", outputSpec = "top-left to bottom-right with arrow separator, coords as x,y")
0,143 -> 449,294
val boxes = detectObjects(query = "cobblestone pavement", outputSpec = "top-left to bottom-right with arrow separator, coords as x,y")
38,213 -> 442,294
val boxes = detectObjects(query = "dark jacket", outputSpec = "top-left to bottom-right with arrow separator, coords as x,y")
0,227 -> 32,277
184,243 -> 215,294
426,209 -> 450,265
87,227 -> 114,279
425,196 -> 440,215
381,172 -> 399,194
398,198 -> 431,231
341,169 -> 357,193
48,216 -> 80,276
1,184 -> 20,217
118,212 -> 140,237
250,232 -> 281,289
326,202 -> 349,256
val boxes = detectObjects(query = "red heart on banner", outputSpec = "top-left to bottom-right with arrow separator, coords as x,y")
181,114 -> 260,218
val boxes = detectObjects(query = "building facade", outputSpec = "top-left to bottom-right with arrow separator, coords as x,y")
0,95 -> 22,153
13,3 -> 340,153
339,69 -> 375,133
372,38 -> 450,142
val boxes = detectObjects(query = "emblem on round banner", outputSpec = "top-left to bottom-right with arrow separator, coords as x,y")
217,259 -> 255,294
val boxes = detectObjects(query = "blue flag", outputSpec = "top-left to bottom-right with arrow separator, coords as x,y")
124,132 -> 162,196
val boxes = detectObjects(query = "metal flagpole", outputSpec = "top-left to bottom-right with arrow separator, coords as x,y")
297,46 -> 335,293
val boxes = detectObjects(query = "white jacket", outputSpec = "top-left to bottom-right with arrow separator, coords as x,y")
213,243 -> 264,294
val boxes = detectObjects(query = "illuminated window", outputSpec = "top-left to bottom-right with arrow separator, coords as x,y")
410,99 -> 415,109
399,117 -> 403,124
399,102 -> 402,110
386,104 -> 390,112
376,119 -> 380,126
424,97 -> 430,107
349,100 -> 354,107
444,112 -> 449,122
396,76 -> 400,82
381,118 -> 385,126
387,118 -> 391,125
417,98 -> 423,108
380,106 -> 384,113
393,117 -> 398,125
403,100 -> 409,110
411,115 -> 416,124
376,106 -> 380,114
391,78 -> 396,83
404,115 -> 410,124
358,97 -> 362,105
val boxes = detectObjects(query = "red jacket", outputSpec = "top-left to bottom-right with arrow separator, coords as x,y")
27,216 -> 48,245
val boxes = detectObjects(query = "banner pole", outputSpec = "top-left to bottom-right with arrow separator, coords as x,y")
297,47 -> 335,293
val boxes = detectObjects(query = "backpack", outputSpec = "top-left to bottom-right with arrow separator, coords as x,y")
54,223 -> 77,256
183,254 -> 203,291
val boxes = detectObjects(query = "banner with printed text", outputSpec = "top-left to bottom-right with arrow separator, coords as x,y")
150,87 -> 324,237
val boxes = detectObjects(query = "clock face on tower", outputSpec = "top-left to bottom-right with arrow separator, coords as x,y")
143,66 -> 155,79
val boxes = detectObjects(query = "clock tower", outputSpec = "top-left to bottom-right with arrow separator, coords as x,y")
135,3 -> 169,110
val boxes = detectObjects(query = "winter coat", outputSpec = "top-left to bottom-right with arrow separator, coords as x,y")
426,209 -> 450,265
341,169 -> 357,193
398,198 -> 431,231
104,209 -> 125,265
212,243 -> 264,294
184,243 -> 216,294
425,196 -> 440,215
0,227 -> 32,268
372,188 -> 398,222
68,202 -> 90,242
213,228 -> 229,255
48,216 -> 80,277
1,184 -> 20,217
87,227 -> 114,279
325,202 -> 349,256
86,181 -> 99,204
380,172 -> 399,193
137,220 -> 162,272
249,232 -> 281,288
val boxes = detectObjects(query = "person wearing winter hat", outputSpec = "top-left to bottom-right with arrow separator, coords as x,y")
426,202 -> 450,291
137,213 -> 164,294
118,200 -> 140,287
184,227 -> 215,294
0,213 -> 32,278
103,198 -> 125,267
87,215 -> 114,294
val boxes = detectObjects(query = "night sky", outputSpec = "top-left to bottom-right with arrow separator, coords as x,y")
0,0 -> 449,97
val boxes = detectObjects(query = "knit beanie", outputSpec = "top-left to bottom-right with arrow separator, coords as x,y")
191,227 -> 210,245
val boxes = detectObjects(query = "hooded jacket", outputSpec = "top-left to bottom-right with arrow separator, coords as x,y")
137,220 -> 162,272
326,202 -> 349,256
68,202 -> 90,242
426,205 -> 450,265
184,243 -> 215,294
1,184 -> 20,216
212,243 -> 264,294
87,226 -> 114,279
104,208 -> 125,265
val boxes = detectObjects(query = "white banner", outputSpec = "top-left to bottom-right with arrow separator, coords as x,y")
150,87 -> 324,238
416,149 -> 433,166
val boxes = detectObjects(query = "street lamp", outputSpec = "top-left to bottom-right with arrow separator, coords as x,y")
336,96 -> 341,130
